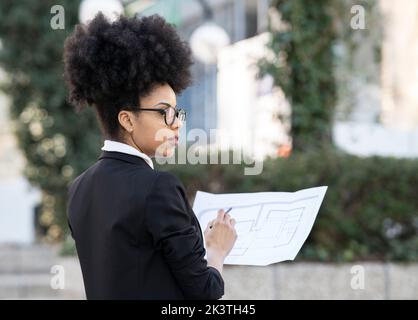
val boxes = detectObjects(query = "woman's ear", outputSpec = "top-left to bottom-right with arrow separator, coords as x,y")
118,110 -> 134,133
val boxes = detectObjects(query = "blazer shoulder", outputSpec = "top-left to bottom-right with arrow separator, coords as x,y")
67,161 -> 101,194
151,170 -> 186,192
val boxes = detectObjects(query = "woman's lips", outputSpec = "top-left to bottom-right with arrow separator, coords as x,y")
167,136 -> 179,146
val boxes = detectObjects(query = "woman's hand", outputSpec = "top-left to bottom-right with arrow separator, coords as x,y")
204,209 -> 238,274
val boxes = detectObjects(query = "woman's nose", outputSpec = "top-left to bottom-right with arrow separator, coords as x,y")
172,116 -> 184,129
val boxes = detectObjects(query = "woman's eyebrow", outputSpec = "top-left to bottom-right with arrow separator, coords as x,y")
153,101 -> 176,108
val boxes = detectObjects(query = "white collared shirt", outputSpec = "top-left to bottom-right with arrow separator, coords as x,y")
101,140 -> 154,169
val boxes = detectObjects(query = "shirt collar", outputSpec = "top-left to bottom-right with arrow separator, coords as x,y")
101,140 -> 154,169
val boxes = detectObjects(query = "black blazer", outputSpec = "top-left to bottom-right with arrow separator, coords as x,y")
67,151 -> 224,300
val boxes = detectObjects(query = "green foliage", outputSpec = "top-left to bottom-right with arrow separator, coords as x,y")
0,0 -> 102,240
60,234 -> 78,256
159,149 -> 418,262
259,0 -> 337,152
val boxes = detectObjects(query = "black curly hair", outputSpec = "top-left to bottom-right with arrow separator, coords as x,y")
63,13 -> 193,139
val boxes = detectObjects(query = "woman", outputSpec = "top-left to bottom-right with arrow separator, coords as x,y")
64,13 -> 237,300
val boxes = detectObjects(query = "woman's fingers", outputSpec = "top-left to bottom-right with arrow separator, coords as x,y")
206,219 -> 215,230
217,209 -> 225,221
209,210 -> 235,229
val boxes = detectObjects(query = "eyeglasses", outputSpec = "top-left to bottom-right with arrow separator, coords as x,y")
125,102 -> 186,126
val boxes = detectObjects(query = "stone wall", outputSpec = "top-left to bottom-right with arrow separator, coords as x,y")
1,245 -> 417,300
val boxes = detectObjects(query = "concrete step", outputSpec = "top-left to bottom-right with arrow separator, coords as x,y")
0,273 -> 70,299
0,244 -> 85,299
0,244 -> 58,274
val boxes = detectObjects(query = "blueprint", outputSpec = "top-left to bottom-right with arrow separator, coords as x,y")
193,186 -> 328,266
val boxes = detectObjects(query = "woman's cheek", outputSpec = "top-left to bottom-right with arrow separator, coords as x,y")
155,140 -> 172,157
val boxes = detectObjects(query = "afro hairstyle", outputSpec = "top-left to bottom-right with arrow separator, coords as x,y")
63,13 -> 193,138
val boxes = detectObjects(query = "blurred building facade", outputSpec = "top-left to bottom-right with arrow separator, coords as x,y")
334,0 -> 418,157
141,0 -> 418,159
217,33 -> 289,160
0,69 -> 40,244
380,0 -> 418,130
137,0 -> 271,135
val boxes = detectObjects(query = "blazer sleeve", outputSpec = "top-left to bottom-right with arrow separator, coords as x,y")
144,171 -> 224,300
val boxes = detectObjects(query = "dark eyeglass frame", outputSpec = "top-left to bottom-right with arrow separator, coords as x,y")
124,102 -> 186,126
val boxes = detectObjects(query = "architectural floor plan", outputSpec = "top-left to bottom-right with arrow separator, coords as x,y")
193,186 -> 328,266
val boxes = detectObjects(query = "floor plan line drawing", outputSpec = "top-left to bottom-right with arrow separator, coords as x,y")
197,203 -> 310,255
193,187 -> 328,266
